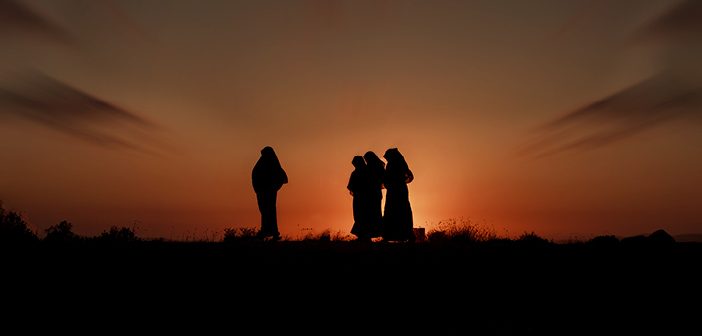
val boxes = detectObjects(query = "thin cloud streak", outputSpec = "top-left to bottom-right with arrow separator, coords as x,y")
638,0 -> 702,40
0,0 -> 72,43
526,0 -> 702,157
0,73 -> 158,153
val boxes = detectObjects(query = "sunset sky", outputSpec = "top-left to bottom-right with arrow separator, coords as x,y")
1,0 -> 701,240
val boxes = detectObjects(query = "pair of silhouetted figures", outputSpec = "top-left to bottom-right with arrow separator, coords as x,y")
252,146 -> 413,242
348,149 -> 414,242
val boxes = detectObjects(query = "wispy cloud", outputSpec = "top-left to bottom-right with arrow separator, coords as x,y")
0,0 -> 72,43
638,0 -> 702,40
0,73 -> 158,153
526,0 -> 702,157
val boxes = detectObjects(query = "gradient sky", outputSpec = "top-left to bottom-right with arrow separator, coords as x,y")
1,0 -> 701,240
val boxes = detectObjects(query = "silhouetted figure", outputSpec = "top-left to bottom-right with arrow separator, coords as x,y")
348,156 -> 373,241
382,148 -> 414,242
363,151 -> 385,238
252,146 -> 288,240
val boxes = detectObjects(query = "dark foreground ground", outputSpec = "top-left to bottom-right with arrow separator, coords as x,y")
4,240 -> 702,335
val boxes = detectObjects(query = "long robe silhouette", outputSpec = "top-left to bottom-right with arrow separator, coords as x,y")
363,151 -> 385,238
347,156 -> 373,241
382,148 -> 414,242
252,146 -> 288,239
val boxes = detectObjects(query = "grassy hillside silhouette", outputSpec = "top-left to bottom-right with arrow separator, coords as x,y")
3,205 -> 700,334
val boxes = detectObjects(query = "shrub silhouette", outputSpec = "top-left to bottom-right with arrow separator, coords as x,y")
0,205 -> 38,244
331,231 -> 352,241
427,218 -> 496,243
517,231 -> 551,245
303,230 -> 331,242
98,226 -> 139,243
45,220 -> 79,243
588,235 -> 619,247
223,227 -> 258,242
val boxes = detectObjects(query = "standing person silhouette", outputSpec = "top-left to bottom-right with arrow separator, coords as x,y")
363,151 -> 385,239
347,156 -> 373,241
252,146 -> 288,240
382,148 -> 414,242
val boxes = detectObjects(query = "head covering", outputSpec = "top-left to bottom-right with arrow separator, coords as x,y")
261,146 -> 276,156
383,148 -> 413,184
352,155 -> 366,168
383,148 -> 403,162
252,146 -> 288,192
364,151 -> 385,169
260,146 -> 282,167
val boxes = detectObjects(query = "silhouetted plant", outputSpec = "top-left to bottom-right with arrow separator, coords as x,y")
331,231 -> 352,242
98,226 -> 139,242
588,235 -> 619,247
517,232 -> 551,245
303,230 -> 331,242
427,230 -> 449,242
318,231 -> 331,242
223,227 -> 259,242
0,205 -> 38,244
45,220 -> 79,243
427,218 -> 497,243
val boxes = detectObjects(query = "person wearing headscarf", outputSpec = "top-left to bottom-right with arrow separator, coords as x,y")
252,146 -> 288,240
363,151 -> 385,238
347,155 -> 373,241
382,148 -> 414,242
